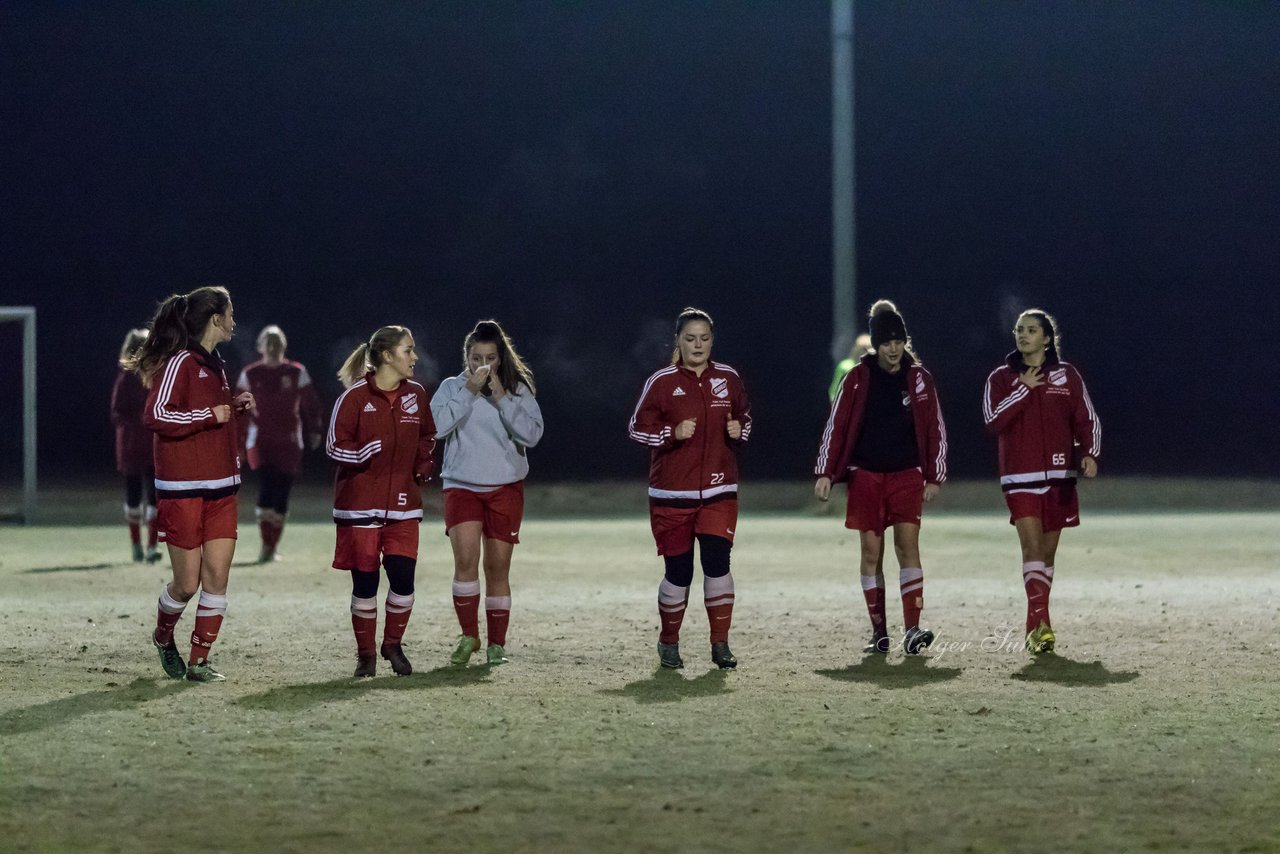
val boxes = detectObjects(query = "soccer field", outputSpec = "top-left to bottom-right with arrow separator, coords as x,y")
1,511 -> 1277,851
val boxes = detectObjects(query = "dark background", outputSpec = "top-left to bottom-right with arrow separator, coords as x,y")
3,2 -> 1278,483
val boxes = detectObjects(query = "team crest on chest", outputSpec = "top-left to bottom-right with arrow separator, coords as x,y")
914,374 -> 925,394
400,392 -> 419,414
710,377 -> 729,399
281,376 -> 293,390
1049,368 -> 1067,386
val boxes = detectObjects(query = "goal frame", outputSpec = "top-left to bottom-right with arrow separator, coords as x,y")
0,307 -> 36,524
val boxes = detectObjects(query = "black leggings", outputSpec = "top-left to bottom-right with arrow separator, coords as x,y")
256,468 -> 294,514
662,534 -> 732,586
124,474 -> 156,508
351,554 -> 417,598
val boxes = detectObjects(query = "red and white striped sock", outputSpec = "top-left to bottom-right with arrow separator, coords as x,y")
657,579 -> 689,644
383,591 -> 414,646
350,595 -> 378,657
1022,561 -> 1051,633
125,504 -> 143,545
704,573 -> 735,644
145,506 -> 159,550
485,596 -> 511,647
1042,565 -> 1055,629
189,591 -> 227,666
154,585 -> 186,646
860,574 -> 886,636
899,567 -> 924,630
452,580 -> 481,640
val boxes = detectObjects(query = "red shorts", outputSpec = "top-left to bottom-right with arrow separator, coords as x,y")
844,468 -> 924,533
649,499 -> 738,556
332,520 -> 420,572
1005,481 -> 1079,533
443,482 -> 524,544
157,495 -> 238,550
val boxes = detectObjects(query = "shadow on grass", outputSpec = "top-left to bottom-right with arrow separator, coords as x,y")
1011,655 -> 1139,686
237,664 -> 494,711
599,667 -> 732,704
815,654 -> 963,688
23,562 -> 118,574
0,677 -> 188,735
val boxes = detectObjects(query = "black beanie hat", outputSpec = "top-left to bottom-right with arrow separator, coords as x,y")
870,308 -> 907,348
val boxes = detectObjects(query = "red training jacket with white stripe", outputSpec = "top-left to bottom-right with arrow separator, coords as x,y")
327,373 -> 436,525
235,359 -> 324,472
144,346 -> 241,499
983,351 -> 1101,494
814,353 -> 948,485
628,360 -> 752,505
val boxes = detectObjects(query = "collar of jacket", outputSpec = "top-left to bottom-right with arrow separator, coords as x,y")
188,344 -> 224,372
1004,349 -> 1060,370
859,350 -> 918,370
363,370 -> 407,401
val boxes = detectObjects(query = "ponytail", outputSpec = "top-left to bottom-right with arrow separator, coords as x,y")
338,343 -> 372,387
339,326 -> 413,387
125,286 -> 230,385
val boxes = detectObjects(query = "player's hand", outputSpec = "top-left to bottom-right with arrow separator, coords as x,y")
488,368 -> 506,400
1080,456 -> 1098,478
1019,366 -> 1044,389
924,482 -> 941,502
233,392 -> 256,414
465,365 -> 491,395
674,419 -> 697,441
212,404 -> 232,424
725,419 -> 742,440
815,477 -> 832,502
308,433 -> 322,451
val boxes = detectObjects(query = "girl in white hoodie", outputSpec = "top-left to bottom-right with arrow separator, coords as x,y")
430,320 -> 544,667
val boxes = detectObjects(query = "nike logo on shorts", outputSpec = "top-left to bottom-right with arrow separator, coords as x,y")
1065,516 -> 1077,523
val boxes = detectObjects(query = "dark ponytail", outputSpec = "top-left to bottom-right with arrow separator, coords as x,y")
125,286 -> 230,385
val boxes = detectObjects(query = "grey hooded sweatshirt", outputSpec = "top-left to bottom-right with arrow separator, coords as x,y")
430,372 -> 544,491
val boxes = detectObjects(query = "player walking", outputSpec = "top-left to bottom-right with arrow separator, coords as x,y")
126,286 -> 254,683
984,309 -> 1101,655
629,307 -> 752,670
236,324 -> 324,563
815,300 -> 948,655
112,328 -> 161,563
430,320 -> 543,667
329,326 -> 436,677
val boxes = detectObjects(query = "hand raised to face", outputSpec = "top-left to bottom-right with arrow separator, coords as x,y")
465,364 -> 492,396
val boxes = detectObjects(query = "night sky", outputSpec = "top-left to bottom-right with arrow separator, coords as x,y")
3,2 -> 1278,484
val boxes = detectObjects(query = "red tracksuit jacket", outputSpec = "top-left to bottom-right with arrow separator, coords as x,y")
983,351 -> 1101,492
143,347 -> 241,499
327,374 -> 436,524
111,368 -> 152,476
815,353 -> 948,485
236,359 -> 324,473
628,360 -> 752,504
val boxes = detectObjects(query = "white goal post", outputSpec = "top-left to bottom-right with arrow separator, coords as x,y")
0,307 -> 36,524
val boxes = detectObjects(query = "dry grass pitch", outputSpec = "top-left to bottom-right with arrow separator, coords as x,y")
1,506 -> 1278,851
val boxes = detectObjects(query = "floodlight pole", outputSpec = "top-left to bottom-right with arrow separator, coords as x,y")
831,0 -> 856,363
0,307 -> 37,523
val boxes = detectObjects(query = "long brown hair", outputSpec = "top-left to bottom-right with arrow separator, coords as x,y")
670,307 -> 714,364
339,325 -> 412,387
123,286 -> 231,386
464,320 -> 535,396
